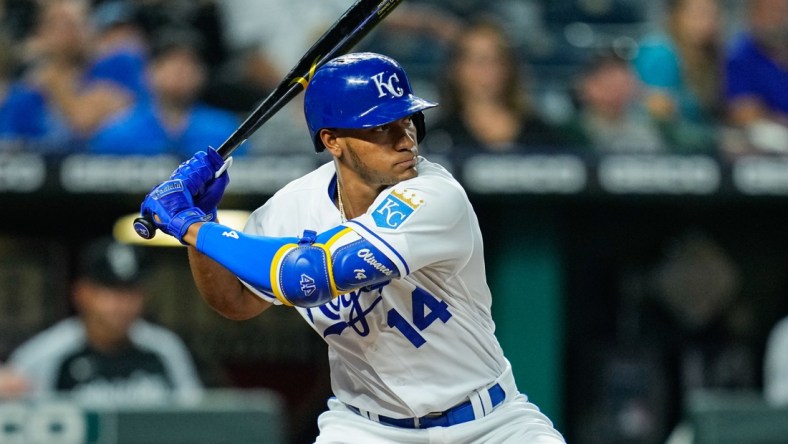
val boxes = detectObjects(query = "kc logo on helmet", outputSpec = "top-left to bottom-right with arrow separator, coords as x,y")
371,72 -> 404,98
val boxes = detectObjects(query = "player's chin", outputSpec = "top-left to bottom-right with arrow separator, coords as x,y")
395,165 -> 418,181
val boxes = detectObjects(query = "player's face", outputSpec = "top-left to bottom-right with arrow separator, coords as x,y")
333,116 -> 419,188
75,280 -> 145,348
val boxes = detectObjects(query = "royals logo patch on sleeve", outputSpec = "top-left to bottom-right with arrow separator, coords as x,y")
372,188 -> 424,229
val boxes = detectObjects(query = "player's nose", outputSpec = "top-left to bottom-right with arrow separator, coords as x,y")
392,117 -> 417,150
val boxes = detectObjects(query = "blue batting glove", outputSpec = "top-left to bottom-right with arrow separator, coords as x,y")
140,179 -> 212,244
170,148 -> 231,220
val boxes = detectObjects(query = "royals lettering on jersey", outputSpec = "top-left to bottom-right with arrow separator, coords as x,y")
307,287 -> 385,339
372,188 -> 424,229
305,281 -> 452,349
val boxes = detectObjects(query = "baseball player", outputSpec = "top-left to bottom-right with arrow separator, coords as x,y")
139,52 -> 565,443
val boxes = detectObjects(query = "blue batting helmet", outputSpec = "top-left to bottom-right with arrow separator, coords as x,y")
304,52 -> 438,152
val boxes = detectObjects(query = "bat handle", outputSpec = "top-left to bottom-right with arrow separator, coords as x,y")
132,157 -> 232,240
133,216 -> 157,239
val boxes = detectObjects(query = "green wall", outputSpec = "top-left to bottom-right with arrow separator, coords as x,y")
488,211 -> 565,429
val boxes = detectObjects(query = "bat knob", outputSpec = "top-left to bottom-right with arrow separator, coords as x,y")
133,217 -> 157,239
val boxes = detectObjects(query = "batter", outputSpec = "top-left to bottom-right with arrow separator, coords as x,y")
139,52 -> 565,443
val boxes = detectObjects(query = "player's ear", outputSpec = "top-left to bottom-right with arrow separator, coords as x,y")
320,129 -> 342,157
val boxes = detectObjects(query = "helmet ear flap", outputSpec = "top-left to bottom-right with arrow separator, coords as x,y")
313,132 -> 326,153
413,111 -> 427,144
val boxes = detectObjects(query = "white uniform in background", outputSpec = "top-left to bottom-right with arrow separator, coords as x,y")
765,316 -> 788,405
7,318 -> 202,405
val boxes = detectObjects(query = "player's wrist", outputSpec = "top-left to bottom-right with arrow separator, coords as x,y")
183,221 -> 209,246
168,208 -> 211,245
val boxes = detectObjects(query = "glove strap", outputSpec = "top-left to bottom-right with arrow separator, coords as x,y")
168,208 -> 211,245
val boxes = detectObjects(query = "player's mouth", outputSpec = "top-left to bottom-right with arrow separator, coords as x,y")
396,156 -> 417,169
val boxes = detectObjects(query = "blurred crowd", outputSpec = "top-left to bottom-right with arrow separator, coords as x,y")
0,0 -> 785,161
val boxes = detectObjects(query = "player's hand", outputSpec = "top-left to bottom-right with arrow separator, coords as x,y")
170,148 -> 232,220
140,179 -> 211,244
0,366 -> 31,399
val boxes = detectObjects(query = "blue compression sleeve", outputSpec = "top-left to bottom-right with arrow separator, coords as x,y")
196,223 -> 297,295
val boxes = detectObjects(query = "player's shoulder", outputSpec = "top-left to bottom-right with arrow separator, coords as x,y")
8,318 -> 85,368
130,319 -> 189,352
404,157 -> 466,199
768,316 -> 788,344
365,157 -> 470,229
128,320 -> 198,368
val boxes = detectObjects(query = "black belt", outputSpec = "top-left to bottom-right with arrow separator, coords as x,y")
347,383 -> 505,429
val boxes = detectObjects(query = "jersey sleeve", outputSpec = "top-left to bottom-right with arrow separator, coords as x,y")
346,174 -> 472,277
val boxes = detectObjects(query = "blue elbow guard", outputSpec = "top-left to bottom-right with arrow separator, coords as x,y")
275,227 -> 402,306
273,230 -> 335,307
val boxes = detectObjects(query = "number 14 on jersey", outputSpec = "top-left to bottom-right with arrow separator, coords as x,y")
387,287 -> 452,348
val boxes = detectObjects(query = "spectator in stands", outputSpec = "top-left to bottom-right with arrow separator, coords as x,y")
89,0 -> 150,101
724,0 -> 788,154
0,31 -> 19,148
2,0 -> 148,153
0,237 -> 203,405
129,0 -> 233,112
561,51 -> 668,153
633,0 -> 723,154
89,27 -> 242,158
212,0 -> 352,112
425,17 -> 561,158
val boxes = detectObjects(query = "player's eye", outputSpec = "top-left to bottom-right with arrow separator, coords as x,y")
374,117 -> 412,132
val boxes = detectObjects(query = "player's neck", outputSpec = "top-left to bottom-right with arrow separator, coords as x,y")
335,168 -> 380,221
85,325 -> 131,355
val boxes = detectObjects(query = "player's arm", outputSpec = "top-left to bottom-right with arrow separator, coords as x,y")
186,243 -> 271,320
143,181 -> 400,308
183,222 -> 399,308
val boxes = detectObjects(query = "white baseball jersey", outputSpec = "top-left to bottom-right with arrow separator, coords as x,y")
243,157 -> 511,418
7,318 -> 203,405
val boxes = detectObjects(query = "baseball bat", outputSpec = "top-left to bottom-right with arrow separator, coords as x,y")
134,0 -> 406,239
